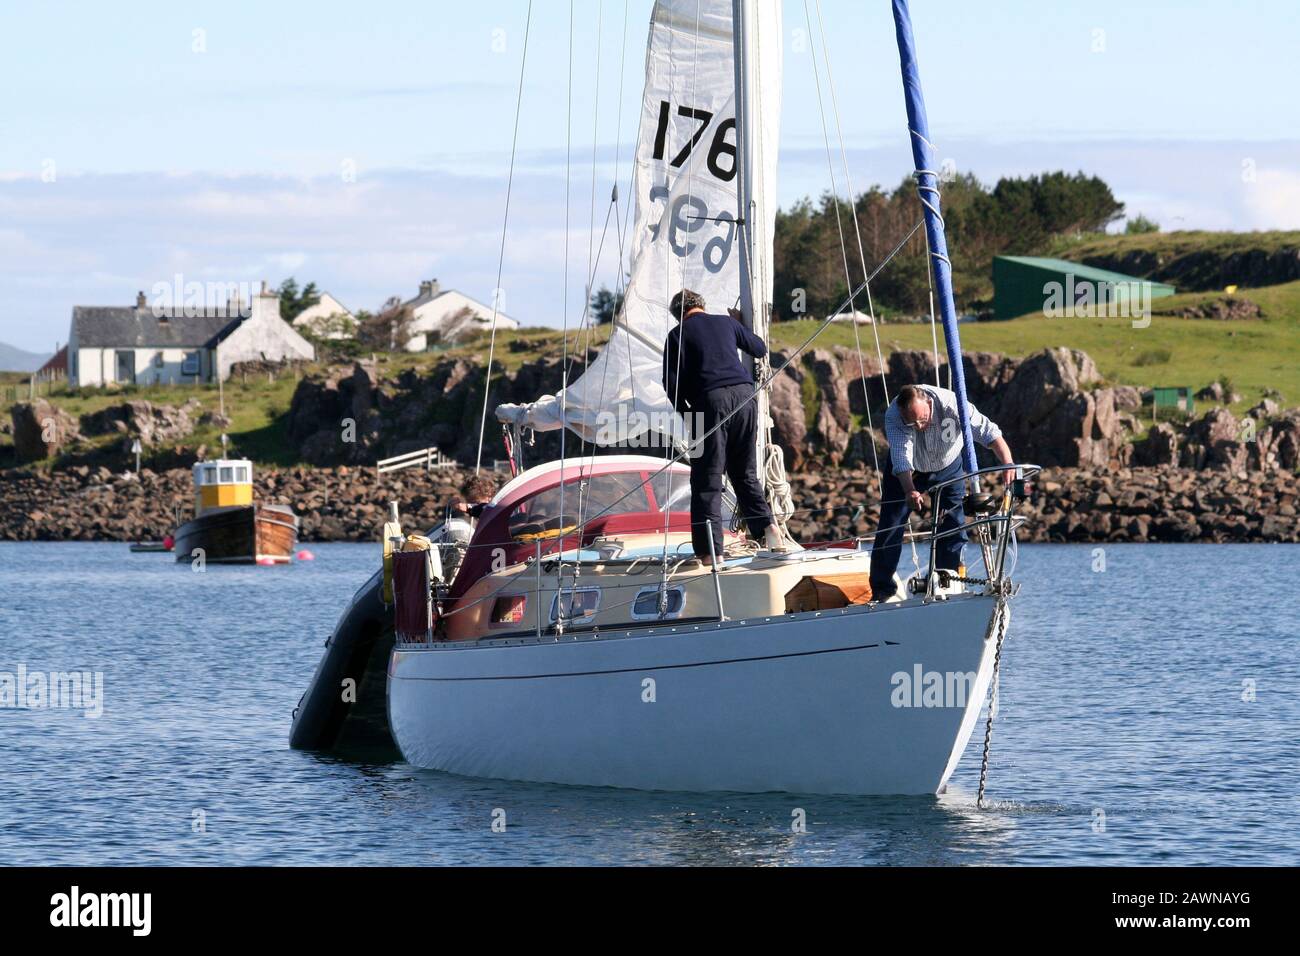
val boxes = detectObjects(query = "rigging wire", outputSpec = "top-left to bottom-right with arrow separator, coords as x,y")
475,0 -> 534,474
554,0 -> 607,623
811,0 -> 890,409
923,226 -> 942,387
554,0 -> 631,600
567,192 -> 620,596
803,0 -> 852,303
810,0 -> 921,573
564,0 -> 635,608
555,0 -> 576,604
566,0 -> 632,601
611,0 -> 636,423
807,2 -> 881,481
802,0 -> 860,416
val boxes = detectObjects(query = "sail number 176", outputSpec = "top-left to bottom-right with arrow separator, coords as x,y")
651,100 -> 737,183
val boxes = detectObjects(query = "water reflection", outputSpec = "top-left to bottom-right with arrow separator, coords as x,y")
313,756 -> 1036,866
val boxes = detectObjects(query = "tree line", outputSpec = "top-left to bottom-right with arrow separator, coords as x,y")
772,170 -> 1125,320
591,170 -> 1127,323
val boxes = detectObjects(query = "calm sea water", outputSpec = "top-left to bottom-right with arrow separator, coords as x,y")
1,541 -> 1296,866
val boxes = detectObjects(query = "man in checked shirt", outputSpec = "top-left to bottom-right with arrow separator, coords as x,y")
869,383 -> 1016,601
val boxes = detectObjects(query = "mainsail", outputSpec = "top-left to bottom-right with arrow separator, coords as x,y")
495,0 -> 783,449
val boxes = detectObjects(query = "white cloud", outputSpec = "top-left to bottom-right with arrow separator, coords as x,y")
267,252 -> 310,272
1242,169 -> 1300,231
0,168 -> 617,350
0,228 -> 42,256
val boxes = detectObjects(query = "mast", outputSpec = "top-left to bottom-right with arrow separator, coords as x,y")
732,0 -> 762,468
891,0 -> 979,483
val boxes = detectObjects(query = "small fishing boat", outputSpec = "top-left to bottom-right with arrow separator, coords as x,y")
129,541 -> 172,553
173,459 -> 298,564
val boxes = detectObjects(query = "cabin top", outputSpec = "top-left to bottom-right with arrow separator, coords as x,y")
489,454 -> 690,511
192,459 -> 254,487
450,455 -> 699,601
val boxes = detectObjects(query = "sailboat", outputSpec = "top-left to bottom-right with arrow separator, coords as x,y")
292,0 -> 1037,795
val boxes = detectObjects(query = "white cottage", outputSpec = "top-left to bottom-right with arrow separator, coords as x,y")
290,292 -> 356,340
401,279 -> 518,351
68,282 -> 315,387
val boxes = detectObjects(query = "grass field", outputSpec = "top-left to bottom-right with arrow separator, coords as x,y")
768,279 -> 1300,413
1,371 -> 304,465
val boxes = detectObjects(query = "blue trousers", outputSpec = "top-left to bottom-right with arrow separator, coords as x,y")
688,383 -> 771,558
870,456 -> 967,600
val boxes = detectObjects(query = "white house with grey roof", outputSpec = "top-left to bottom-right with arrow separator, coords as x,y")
401,279 -> 518,351
68,282 -> 315,387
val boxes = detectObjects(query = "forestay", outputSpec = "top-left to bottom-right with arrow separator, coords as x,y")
495,0 -> 782,449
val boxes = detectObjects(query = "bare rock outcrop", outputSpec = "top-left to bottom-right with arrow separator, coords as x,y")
1133,422 -> 1179,467
767,348 -> 857,468
270,343 -> 1293,482
766,368 -> 807,466
1182,407 -> 1249,472
978,348 -> 1128,469
286,362 -> 382,465
1195,380 -> 1242,404
804,350 -> 853,466
1173,296 -> 1262,320
11,400 -> 81,462
80,400 -> 198,446
1251,410 -> 1300,471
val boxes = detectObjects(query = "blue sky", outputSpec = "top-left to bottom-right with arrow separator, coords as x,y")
2,0 -> 1297,352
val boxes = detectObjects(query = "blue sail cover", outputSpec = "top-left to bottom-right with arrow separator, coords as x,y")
891,0 -> 978,477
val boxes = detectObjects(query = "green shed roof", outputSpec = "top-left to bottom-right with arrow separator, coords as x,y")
995,255 -> 1176,292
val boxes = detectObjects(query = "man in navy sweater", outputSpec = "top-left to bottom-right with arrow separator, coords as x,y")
662,288 -> 784,562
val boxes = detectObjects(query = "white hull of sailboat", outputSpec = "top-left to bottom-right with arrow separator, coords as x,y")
387,593 -> 1002,795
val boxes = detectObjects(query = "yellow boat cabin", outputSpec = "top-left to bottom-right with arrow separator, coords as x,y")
192,459 -> 254,515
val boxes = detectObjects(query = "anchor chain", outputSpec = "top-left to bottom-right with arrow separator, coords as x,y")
977,596 -> 1011,809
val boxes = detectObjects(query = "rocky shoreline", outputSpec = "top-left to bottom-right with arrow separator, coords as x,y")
2,462 -> 1296,545
5,344 -> 1298,545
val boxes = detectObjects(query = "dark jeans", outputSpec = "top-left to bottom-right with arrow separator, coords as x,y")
870,456 -> 967,600
688,382 -> 771,558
